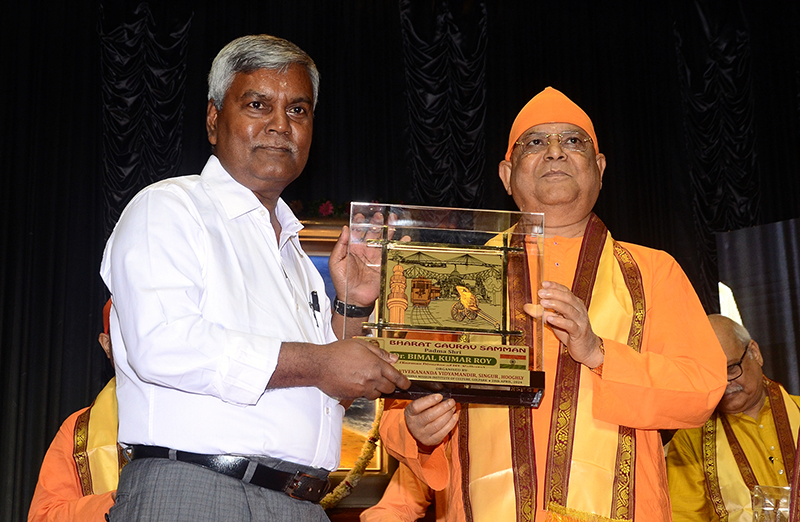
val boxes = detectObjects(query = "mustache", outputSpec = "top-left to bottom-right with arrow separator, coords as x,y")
254,141 -> 296,154
724,383 -> 743,395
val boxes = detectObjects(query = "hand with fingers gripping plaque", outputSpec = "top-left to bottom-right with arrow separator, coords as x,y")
523,280 -> 604,369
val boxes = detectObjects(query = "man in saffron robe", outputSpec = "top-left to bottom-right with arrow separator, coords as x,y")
379,87 -> 728,522
360,463 -> 442,522
28,299 -> 121,521
666,314 -> 800,521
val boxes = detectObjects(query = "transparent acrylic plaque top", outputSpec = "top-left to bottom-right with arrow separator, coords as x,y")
343,202 -> 545,407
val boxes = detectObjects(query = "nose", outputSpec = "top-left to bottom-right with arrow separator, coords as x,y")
543,137 -> 566,160
265,109 -> 290,134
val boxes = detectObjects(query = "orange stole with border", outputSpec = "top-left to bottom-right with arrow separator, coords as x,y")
462,214 -> 646,521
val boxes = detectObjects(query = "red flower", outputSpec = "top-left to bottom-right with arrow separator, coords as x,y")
319,200 -> 334,217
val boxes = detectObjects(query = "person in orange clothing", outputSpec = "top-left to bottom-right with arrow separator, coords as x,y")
379,87 -> 728,522
666,315 -> 800,521
360,462 -> 443,522
28,299 -> 121,522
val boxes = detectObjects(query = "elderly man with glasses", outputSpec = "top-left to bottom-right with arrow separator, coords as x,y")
379,87 -> 728,522
666,314 -> 800,522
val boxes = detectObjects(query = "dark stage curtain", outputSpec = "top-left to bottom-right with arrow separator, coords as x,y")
674,0 -> 760,311
3,1 -> 800,521
399,0 -> 488,207
99,3 -> 192,236
1,4 -> 109,521
717,219 -> 800,395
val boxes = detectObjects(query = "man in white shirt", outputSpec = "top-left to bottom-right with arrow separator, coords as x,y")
100,34 -> 410,521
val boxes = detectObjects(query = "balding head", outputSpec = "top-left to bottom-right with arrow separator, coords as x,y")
708,314 -> 751,360
708,314 -> 766,418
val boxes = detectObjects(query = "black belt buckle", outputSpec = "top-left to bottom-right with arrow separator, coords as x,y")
284,471 -> 330,502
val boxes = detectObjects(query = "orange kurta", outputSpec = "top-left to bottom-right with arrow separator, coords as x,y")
360,464 -> 444,522
27,410 -> 115,521
380,234 -> 727,522
28,379 -> 119,522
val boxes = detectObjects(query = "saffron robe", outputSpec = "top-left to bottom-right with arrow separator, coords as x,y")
28,378 -> 121,522
360,464 -> 443,522
380,219 -> 727,522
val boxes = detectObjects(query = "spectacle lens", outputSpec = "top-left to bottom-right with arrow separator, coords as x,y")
726,364 -> 743,381
726,342 -> 749,381
515,132 -> 592,155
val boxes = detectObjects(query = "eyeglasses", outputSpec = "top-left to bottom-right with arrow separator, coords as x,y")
726,341 -> 750,381
514,131 -> 593,155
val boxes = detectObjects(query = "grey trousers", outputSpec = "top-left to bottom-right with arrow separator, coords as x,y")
108,457 -> 330,522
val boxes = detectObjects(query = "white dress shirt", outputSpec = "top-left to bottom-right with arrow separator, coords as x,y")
100,155 -> 342,470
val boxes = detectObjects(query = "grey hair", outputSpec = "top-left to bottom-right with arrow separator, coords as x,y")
710,314 -> 753,355
730,321 -> 754,359
207,34 -> 319,111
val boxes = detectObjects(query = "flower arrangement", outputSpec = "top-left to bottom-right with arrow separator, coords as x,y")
289,199 -> 350,220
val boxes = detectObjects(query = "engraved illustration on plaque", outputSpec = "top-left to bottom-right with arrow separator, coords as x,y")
381,245 -> 503,333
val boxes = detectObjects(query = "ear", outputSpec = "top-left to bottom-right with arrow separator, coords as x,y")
98,332 -> 112,361
595,152 -> 607,186
749,340 -> 764,367
498,160 -> 513,195
206,100 -> 219,146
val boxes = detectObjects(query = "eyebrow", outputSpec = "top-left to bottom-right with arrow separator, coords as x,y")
240,90 -> 312,105
523,130 -> 582,135
520,130 -> 586,140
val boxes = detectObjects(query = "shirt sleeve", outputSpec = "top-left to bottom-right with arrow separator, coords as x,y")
100,186 -> 279,406
591,252 -> 728,429
665,427 -> 719,522
359,464 -> 433,522
27,412 -> 116,522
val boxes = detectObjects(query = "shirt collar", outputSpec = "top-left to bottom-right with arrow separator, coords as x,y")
202,155 -> 262,220
275,198 -> 304,247
201,155 -> 305,244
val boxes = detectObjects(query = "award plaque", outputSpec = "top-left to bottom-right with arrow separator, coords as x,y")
342,203 -> 545,407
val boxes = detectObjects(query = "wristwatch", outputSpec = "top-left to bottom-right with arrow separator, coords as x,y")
333,297 -> 375,317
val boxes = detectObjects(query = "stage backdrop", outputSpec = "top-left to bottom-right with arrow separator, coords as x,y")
718,218 -> 800,395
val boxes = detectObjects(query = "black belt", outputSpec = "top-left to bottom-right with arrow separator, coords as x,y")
130,445 -> 330,503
